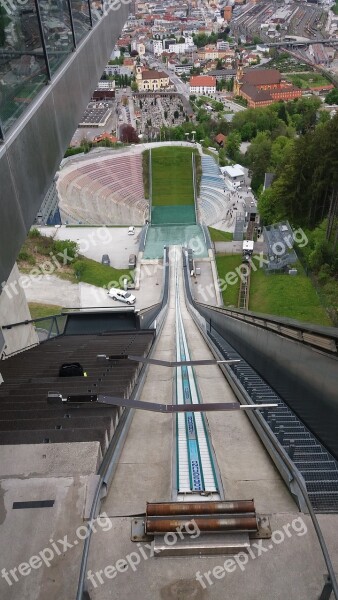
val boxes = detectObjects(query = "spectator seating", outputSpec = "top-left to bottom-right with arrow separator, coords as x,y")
57,154 -> 149,225
0,331 -> 154,449
198,156 -> 230,225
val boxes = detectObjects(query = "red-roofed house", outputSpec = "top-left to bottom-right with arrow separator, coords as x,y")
189,75 -> 216,95
93,133 -> 118,144
215,133 -> 227,147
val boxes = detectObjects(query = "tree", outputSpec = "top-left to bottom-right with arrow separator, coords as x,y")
120,125 -> 139,143
240,122 -> 257,141
277,101 -> 288,124
325,88 -> 338,105
246,132 -> 272,190
131,81 -> 138,92
217,78 -> 226,92
226,131 -> 241,160
269,136 -> 293,171
226,77 -> 234,92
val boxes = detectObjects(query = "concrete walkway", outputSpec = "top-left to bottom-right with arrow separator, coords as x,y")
23,271 -> 162,311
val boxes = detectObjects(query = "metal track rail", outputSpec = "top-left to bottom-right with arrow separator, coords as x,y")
175,252 -> 219,498
238,263 -> 251,310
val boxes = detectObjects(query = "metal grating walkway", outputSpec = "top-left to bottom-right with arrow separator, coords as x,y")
208,328 -> 338,513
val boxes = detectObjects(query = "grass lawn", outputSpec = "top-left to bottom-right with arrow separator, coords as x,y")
286,73 -> 332,88
28,303 -> 62,319
209,227 -> 233,242
215,254 -> 243,307
73,257 -> 132,288
249,261 -> 331,326
18,231 -> 132,290
151,147 -> 195,206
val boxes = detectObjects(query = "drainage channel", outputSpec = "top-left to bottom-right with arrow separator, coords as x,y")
208,327 -> 338,513
174,256 -> 220,500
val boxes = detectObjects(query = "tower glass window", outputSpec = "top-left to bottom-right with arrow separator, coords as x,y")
70,0 -> 91,43
0,0 -> 49,134
0,0 -> 112,139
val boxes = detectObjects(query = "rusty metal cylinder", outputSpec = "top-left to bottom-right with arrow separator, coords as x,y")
145,516 -> 258,534
146,500 -> 255,516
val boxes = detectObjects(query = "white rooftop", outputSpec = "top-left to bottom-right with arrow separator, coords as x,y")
243,240 -> 254,251
223,164 -> 245,179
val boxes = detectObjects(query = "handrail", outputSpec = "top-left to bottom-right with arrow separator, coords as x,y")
1,313 -> 64,329
195,301 -> 338,354
182,249 -> 338,600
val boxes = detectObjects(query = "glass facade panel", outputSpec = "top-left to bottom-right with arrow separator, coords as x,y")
39,0 -> 74,75
0,0 -> 48,134
70,0 -> 91,43
0,0 -> 111,139
91,0 -> 104,23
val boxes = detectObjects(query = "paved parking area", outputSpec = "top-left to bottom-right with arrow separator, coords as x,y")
39,226 -> 142,269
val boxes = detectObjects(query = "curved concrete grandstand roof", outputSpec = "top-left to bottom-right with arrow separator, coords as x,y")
57,151 -> 149,225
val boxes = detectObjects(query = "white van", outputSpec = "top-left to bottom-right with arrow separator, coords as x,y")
108,288 -> 136,305
128,226 -> 135,235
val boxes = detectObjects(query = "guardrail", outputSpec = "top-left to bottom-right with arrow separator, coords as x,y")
195,303 -> 338,355
1,313 -> 67,357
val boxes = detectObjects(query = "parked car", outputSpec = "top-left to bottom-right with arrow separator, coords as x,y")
128,226 -> 135,235
107,288 -> 136,305
128,254 -> 136,269
101,254 -> 110,266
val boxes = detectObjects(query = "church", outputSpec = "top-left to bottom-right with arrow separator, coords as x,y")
234,64 -> 302,108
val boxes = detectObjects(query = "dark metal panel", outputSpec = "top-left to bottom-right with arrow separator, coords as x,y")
0,154 -> 27,285
51,60 -> 87,151
197,304 -> 338,460
0,329 -> 5,355
6,95 -> 63,229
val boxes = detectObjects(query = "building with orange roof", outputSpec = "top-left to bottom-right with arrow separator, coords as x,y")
189,75 -> 216,95
93,133 -> 118,144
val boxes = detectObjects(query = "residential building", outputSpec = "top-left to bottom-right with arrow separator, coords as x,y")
153,40 -> 164,55
174,64 -> 193,75
208,68 -> 236,81
189,75 -> 216,95
104,64 -> 132,77
168,42 -> 194,54
217,40 -> 230,50
135,66 -> 170,91
97,80 -> 116,91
